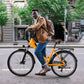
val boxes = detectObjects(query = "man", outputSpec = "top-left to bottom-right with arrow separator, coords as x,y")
25,8 -> 50,75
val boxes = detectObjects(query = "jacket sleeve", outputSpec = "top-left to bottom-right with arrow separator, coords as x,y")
29,17 -> 44,30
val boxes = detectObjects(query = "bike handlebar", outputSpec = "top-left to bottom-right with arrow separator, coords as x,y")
25,32 -> 30,42
25,28 -> 35,43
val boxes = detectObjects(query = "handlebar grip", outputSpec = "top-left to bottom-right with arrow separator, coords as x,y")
25,28 -> 35,43
25,32 -> 29,42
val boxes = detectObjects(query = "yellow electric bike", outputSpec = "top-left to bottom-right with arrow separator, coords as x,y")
7,38 -> 77,77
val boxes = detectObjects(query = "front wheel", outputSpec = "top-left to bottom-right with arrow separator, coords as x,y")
51,50 -> 77,77
7,49 -> 35,76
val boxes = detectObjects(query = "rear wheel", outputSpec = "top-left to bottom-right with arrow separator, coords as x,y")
51,51 -> 77,77
7,49 -> 35,76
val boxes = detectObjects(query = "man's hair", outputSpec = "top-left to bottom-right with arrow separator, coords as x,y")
32,8 -> 38,12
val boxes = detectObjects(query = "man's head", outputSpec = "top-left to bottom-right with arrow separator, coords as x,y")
32,8 -> 39,19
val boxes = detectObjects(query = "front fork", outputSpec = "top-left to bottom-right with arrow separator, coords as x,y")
20,49 -> 27,64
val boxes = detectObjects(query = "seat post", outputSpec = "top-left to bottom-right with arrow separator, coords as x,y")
52,39 -> 62,48
54,42 -> 57,48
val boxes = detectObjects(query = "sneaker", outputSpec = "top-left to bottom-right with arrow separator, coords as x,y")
40,67 -> 51,74
35,69 -> 46,76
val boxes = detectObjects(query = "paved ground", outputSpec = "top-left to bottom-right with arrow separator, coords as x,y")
0,48 -> 84,84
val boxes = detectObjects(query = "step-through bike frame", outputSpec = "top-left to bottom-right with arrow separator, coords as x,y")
28,38 -> 65,67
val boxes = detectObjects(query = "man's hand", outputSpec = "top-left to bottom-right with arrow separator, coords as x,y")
25,27 -> 30,33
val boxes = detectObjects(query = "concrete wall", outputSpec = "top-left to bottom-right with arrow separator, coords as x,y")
2,0 -> 13,42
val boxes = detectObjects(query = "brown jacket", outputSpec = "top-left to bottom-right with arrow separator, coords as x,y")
29,16 -> 50,43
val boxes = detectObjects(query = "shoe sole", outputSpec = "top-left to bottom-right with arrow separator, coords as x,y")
35,73 -> 46,76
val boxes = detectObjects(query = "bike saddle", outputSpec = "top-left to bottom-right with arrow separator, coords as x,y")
51,39 -> 62,44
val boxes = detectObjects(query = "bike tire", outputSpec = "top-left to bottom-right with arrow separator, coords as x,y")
7,49 -> 35,76
51,50 -> 77,77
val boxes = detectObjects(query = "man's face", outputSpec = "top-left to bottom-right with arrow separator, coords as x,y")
32,11 -> 38,19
